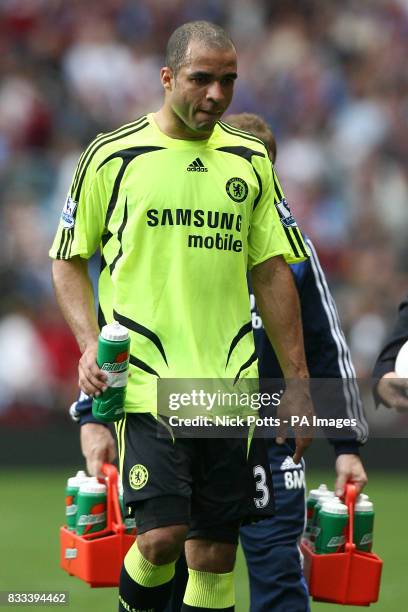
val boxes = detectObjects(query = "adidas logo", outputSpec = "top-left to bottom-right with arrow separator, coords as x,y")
280,455 -> 302,471
187,158 -> 208,172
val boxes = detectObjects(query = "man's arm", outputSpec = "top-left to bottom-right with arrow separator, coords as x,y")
52,256 -> 107,397
251,256 -> 307,378
251,255 -> 313,464
299,237 -> 368,495
52,256 -> 116,475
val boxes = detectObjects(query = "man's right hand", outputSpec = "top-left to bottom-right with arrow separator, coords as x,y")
276,380 -> 314,465
377,372 -> 408,412
80,423 -> 117,476
78,342 -> 108,397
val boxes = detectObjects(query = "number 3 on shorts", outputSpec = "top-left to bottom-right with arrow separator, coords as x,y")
253,465 -> 270,508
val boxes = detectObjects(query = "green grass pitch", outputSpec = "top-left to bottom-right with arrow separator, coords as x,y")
0,469 -> 406,610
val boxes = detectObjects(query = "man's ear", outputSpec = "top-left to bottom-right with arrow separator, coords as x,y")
160,66 -> 174,91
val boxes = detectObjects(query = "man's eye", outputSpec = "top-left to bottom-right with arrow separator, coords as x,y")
192,76 -> 208,84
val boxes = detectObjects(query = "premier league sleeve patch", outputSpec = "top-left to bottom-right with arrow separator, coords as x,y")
61,195 -> 78,228
275,198 -> 297,228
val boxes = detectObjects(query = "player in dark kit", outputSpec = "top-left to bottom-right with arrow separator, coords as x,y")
226,113 -> 368,612
51,22 -> 313,612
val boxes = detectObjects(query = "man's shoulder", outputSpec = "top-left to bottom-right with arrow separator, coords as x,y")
82,115 -> 153,172
213,121 -> 268,158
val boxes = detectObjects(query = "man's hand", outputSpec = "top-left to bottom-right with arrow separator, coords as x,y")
377,372 -> 408,412
80,423 -> 117,476
78,342 -> 108,397
276,381 -> 314,465
335,454 -> 367,497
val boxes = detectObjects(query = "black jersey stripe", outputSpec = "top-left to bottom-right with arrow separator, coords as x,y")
292,227 -> 309,258
218,121 -> 266,147
63,228 -> 74,258
109,198 -> 128,275
113,310 -> 168,366
129,354 -> 160,378
98,146 -> 164,229
283,226 -> 300,258
73,120 -> 149,202
226,321 -> 253,368
271,168 -> 283,201
55,229 -> 64,259
216,146 -> 265,163
233,351 -> 257,385
99,307 -> 161,379
253,166 -> 263,211
98,305 -> 107,329
100,230 -> 114,273
72,116 -> 147,196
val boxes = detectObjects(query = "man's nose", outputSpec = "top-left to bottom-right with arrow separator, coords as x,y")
206,81 -> 224,103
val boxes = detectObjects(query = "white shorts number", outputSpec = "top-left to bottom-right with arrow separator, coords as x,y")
253,465 -> 270,509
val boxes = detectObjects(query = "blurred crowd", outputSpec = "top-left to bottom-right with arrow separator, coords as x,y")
1,0 -> 407,423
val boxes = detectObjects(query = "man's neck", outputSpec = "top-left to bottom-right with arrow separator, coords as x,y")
153,107 -> 212,141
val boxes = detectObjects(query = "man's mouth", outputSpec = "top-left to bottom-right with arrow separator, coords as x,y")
197,109 -> 221,117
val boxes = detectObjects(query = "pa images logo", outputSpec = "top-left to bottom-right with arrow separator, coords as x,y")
226,177 -> 248,203
129,464 -> 149,490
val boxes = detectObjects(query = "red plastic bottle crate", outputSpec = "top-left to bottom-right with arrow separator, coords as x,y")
301,483 -> 383,606
60,464 -> 135,587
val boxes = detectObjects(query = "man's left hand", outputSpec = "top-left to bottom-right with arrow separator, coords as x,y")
335,454 -> 367,497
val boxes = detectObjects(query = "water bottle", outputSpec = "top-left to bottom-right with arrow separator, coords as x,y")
354,498 -> 374,552
315,498 -> 348,554
305,484 -> 330,540
92,321 -> 130,422
76,477 -> 107,536
65,470 -> 89,532
310,489 -> 335,542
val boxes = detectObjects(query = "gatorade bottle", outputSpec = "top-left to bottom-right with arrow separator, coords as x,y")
76,477 -> 107,536
315,498 -> 348,554
305,484 -> 329,540
65,470 -> 89,532
310,490 -> 335,542
92,321 -> 130,422
118,480 -> 136,535
354,498 -> 374,552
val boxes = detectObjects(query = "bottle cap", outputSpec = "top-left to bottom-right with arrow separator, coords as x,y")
67,472 -> 89,487
79,478 -> 107,494
357,493 -> 369,502
318,491 -> 335,502
309,484 -> 329,500
355,499 -> 374,512
322,499 -> 348,515
101,321 -> 129,342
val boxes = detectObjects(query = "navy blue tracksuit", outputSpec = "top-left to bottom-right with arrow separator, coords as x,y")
240,236 -> 368,612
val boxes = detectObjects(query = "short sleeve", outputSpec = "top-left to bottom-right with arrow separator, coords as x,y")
248,158 -> 309,269
49,144 -> 109,260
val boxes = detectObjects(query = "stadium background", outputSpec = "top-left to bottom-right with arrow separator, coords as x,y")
0,1 -> 407,610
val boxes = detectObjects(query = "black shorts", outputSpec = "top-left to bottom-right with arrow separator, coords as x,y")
116,413 -> 274,544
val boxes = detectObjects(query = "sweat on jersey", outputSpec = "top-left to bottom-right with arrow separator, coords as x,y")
50,114 -> 308,414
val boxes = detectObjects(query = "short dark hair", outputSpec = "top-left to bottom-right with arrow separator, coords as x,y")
225,113 -> 277,163
165,21 -> 235,75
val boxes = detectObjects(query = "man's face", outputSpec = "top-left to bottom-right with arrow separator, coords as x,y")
163,40 -> 237,137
